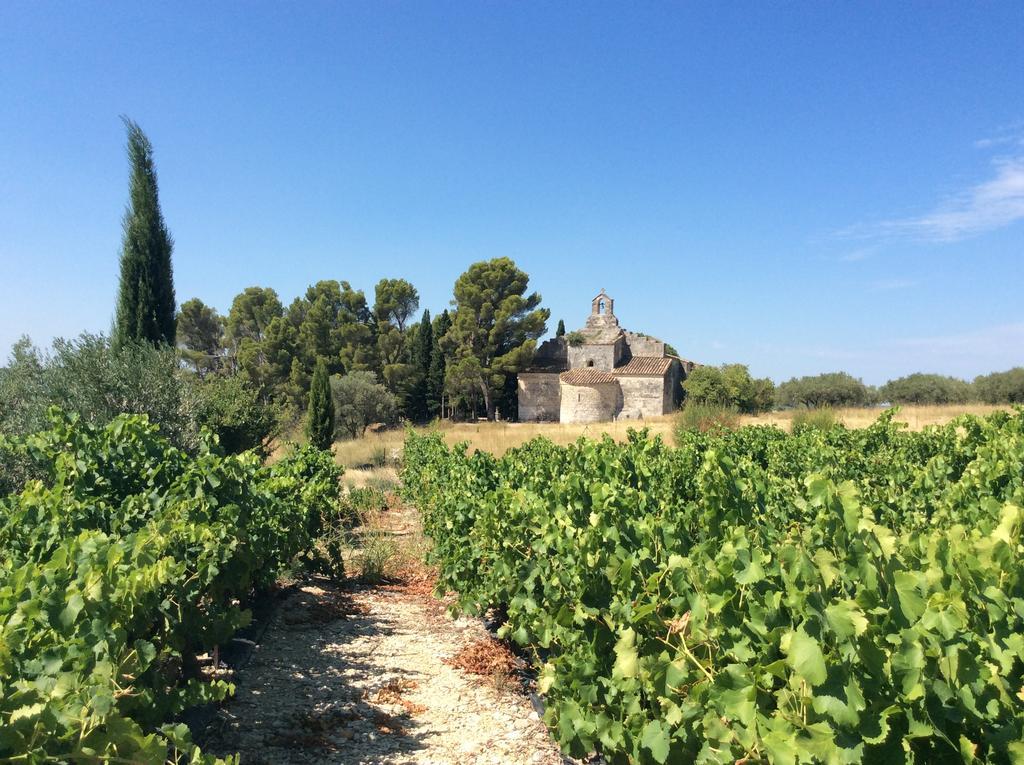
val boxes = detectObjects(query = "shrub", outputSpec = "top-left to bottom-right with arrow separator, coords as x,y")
565,331 -> 585,348
673,401 -> 739,440
191,373 -> 280,456
790,407 -> 840,433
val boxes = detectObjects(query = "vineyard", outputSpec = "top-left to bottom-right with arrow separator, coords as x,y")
0,412 -> 343,763
402,409 -> 1024,764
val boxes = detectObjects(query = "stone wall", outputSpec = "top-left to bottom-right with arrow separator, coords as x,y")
664,359 -> 684,412
560,381 -> 621,423
615,375 -> 668,419
624,332 -> 665,358
567,336 -> 625,371
518,373 -> 561,421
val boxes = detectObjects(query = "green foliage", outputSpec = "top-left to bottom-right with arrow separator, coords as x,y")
879,373 -> 971,405
374,278 -> 419,332
427,310 -> 451,419
556,319 -> 566,337
177,297 -> 225,374
1,333 -> 197,447
113,118 -> 176,349
790,406 -> 840,433
673,401 -> 740,437
305,358 -> 335,450
192,372 -> 280,456
974,367 -> 1024,404
565,331 -> 585,347
330,371 -> 399,439
403,409 -> 1024,763
406,309 -> 433,422
683,364 -> 774,414
0,412 -> 341,762
776,371 -> 872,409
445,258 -> 549,420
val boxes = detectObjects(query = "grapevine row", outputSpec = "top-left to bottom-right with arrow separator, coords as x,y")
402,410 -> 1024,764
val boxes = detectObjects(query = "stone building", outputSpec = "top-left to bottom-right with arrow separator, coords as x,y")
518,290 -> 696,423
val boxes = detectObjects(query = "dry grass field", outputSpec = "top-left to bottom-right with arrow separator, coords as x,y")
329,403 -> 1012,470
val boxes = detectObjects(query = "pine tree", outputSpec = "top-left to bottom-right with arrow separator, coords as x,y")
556,319 -> 566,337
427,310 -> 451,418
306,358 -> 334,450
113,118 -> 176,348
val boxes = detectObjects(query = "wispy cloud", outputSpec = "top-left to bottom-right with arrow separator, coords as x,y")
973,123 -> 1024,150
888,322 -> 1024,357
838,246 -> 875,262
870,278 -> 917,291
839,132 -> 1024,243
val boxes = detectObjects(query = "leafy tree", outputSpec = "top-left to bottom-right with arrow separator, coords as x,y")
373,278 -> 419,332
305,358 -> 335,450
445,258 -> 548,420
226,286 -> 284,344
113,118 -> 176,348
226,287 -> 285,397
556,319 -> 566,338
427,310 -> 451,418
683,364 -> 773,414
176,298 -> 224,374
776,372 -> 871,408
973,367 -> 1024,403
683,366 -> 729,407
880,373 -> 971,405
0,333 -> 198,450
329,371 -> 399,439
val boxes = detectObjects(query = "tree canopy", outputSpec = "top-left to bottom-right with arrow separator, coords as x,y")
682,364 -> 774,414
444,258 -> 548,420
879,373 -> 971,405
775,372 -> 872,409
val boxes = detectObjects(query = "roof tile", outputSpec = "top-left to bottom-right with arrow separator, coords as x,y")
560,368 -> 618,385
613,356 -> 674,376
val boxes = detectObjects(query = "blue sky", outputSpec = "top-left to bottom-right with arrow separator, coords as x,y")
1,1 -> 1022,385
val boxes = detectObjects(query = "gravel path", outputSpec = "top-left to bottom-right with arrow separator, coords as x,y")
204,578 -> 573,764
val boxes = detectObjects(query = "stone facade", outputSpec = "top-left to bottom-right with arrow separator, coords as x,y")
518,291 -> 695,424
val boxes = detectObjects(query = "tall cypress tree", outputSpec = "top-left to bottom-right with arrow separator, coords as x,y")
113,117 -> 176,348
306,358 -> 334,450
556,319 -> 566,337
407,309 -> 432,421
427,310 -> 451,418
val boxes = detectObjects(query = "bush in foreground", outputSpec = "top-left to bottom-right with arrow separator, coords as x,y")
673,401 -> 740,440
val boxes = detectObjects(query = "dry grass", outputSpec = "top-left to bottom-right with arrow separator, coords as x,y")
327,404 -> 1014,466
331,417 -> 677,468
739,403 -> 1010,432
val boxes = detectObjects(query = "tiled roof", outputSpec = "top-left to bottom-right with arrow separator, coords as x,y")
560,368 -> 618,385
613,356 -> 674,376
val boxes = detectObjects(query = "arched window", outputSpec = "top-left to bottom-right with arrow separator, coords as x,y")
586,360 -> 594,367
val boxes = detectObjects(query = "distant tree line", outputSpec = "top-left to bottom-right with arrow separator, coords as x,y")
684,367 -> 1024,412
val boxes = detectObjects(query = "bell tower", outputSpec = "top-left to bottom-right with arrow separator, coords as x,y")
587,289 -> 619,329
